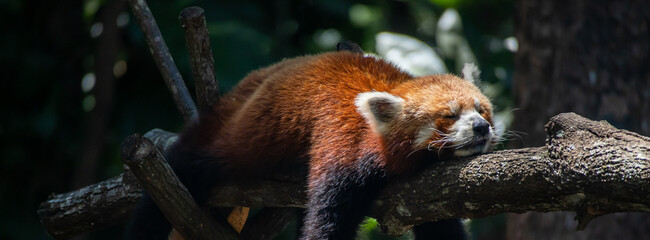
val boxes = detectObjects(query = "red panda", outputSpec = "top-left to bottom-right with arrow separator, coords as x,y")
129,49 -> 497,240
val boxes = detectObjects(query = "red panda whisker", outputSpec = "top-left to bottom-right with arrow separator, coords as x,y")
430,128 -> 450,136
405,149 -> 420,159
499,130 -> 527,146
427,137 -> 451,151
437,141 -> 449,157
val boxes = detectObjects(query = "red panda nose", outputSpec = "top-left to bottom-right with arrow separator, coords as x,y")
472,120 -> 490,136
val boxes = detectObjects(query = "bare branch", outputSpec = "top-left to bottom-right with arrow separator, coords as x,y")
37,170 -> 142,239
38,129 -> 176,239
127,0 -> 198,122
120,134 -> 237,240
179,6 -> 220,111
37,113 -> 650,238
142,128 -> 178,151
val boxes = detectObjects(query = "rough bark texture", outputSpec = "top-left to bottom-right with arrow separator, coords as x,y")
37,171 -> 142,239
121,134 -> 237,240
510,0 -> 650,238
38,113 -> 650,238
142,128 -> 178,151
38,129 -> 173,239
376,114 -> 650,235
178,6 -> 220,112
544,113 -> 650,229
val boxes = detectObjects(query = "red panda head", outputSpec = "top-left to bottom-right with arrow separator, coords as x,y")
355,64 -> 498,164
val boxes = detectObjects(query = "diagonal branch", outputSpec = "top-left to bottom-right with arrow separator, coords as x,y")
37,113 -> 650,238
128,0 -> 198,122
121,134 -> 237,240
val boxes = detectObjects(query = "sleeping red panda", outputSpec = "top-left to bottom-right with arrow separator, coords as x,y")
129,46 -> 498,240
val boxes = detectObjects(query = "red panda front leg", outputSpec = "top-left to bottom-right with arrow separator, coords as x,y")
301,153 -> 387,240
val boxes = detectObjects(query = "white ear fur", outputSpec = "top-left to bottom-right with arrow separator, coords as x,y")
462,63 -> 481,83
355,92 -> 404,134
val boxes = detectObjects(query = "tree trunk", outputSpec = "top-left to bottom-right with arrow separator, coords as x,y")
509,0 -> 650,238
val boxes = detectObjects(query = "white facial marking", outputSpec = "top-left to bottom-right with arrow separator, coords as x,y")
474,98 -> 481,111
355,91 -> 404,135
448,110 -> 496,157
414,124 -> 436,149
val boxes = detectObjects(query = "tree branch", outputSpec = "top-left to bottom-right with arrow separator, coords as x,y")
121,134 -> 238,240
37,169 -> 142,239
37,113 -> 650,238
37,129 -> 176,239
179,6 -> 220,111
127,0 -> 198,122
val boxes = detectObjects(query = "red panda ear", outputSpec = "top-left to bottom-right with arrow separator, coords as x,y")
355,92 -> 404,134
462,63 -> 481,83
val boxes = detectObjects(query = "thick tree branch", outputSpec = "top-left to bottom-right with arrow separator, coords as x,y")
37,130 -> 177,239
37,170 -> 142,239
374,113 -> 650,235
38,113 -> 650,238
128,0 -> 198,122
121,134 -> 238,240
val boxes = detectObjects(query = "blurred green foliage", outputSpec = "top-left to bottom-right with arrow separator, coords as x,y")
0,0 -> 514,239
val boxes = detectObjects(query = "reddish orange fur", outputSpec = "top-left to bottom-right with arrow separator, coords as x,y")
196,52 -> 411,174
190,51 -> 493,176
132,51 -> 491,240
386,75 -> 492,172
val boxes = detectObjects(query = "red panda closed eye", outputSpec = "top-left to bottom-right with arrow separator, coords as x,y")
128,50 -> 497,240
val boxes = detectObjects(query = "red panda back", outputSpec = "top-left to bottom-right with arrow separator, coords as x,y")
206,52 -> 413,172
